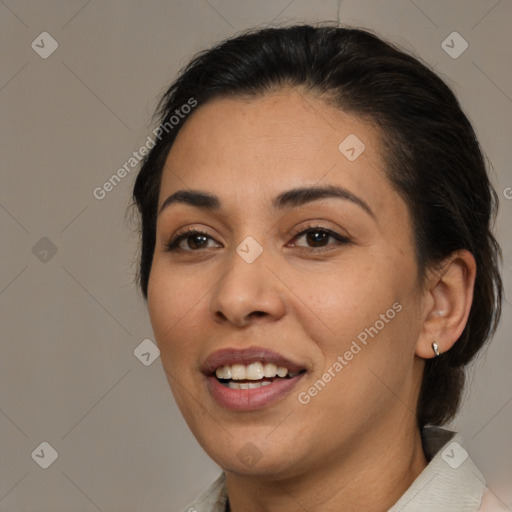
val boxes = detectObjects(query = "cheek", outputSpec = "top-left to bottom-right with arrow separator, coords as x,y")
290,258 -> 400,342
298,303 -> 419,431
147,263 -> 206,366
290,249 -> 419,393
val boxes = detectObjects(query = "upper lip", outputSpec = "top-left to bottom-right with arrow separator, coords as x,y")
201,347 -> 306,376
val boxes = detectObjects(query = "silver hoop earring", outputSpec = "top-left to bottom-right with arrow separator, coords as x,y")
432,341 -> 441,357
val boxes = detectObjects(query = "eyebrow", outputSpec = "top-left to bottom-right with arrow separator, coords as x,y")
158,184 -> 375,219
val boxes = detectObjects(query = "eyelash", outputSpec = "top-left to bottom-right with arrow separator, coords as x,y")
164,223 -> 351,253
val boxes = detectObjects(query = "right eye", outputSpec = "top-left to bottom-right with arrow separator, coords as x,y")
165,228 -> 222,252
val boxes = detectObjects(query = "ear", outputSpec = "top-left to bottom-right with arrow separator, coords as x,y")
415,249 -> 476,359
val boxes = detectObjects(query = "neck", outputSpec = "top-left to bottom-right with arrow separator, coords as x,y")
225,417 -> 428,512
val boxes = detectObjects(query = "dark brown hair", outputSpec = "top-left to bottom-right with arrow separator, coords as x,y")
132,24 -> 503,428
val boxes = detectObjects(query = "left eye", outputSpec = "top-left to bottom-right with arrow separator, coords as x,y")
289,228 -> 350,249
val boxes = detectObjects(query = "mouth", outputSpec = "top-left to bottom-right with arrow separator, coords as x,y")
215,362 -> 305,389
202,347 -> 307,411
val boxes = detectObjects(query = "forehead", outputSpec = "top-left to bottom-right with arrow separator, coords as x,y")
159,88 -> 391,213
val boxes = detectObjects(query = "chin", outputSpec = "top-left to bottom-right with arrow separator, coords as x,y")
198,431 -> 305,478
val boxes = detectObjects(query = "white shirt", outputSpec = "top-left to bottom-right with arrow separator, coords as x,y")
179,426 -> 506,511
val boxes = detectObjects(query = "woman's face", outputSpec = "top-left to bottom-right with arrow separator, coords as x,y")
147,88 -> 426,477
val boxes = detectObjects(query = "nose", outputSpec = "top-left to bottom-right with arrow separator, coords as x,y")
209,249 -> 287,328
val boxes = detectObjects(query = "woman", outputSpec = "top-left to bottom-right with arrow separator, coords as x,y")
132,24 -> 504,511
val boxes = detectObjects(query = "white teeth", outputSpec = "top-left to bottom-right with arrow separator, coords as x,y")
228,380 -> 274,389
216,361 -> 295,380
276,367 -> 288,378
230,364 -> 246,380
246,362 -> 264,380
215,366 -> 232,379
263,363 -> 278,378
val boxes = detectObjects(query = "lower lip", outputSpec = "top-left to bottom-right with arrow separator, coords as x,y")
207,374 -> 306,411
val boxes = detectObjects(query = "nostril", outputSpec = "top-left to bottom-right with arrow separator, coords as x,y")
212,309 -> 269,326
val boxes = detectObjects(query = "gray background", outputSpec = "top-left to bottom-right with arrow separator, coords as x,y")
1,1 -> 511,510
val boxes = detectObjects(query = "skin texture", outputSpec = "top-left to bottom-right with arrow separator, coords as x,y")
147,88 -> 476,511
